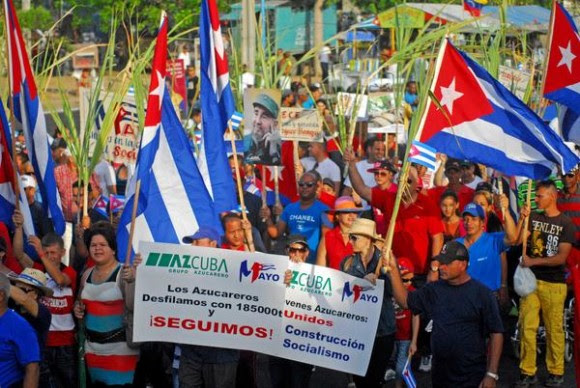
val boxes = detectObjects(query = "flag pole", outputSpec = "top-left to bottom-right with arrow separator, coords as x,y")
229,123 -> 255,252
521,179 -> 533,258
124,180 -> 141,265
274,166 -> 281,222
378,39 -> 441,276
292,140 -> 300,191
4,16 -> 21,212
260,165 -> 267,206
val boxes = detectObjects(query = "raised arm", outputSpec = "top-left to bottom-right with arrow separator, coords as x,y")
343,148 -> 372,203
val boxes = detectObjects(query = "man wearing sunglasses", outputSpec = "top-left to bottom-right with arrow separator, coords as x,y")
262,172 -> 331,264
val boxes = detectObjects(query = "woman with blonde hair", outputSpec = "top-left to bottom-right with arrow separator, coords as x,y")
340,218 -> 395,387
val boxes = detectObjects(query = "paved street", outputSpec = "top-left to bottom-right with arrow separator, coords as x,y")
308,317 -> 576,387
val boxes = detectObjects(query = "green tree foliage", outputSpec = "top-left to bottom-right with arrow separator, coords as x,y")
67,0 -> 234,34
18,6 -> 54,31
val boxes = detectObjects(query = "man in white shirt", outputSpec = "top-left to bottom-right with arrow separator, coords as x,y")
93,158 -> 117,197
301,142 -> 341,194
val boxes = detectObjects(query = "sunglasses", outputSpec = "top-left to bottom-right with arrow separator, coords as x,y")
18,286 -> 36,293
565,173 -> 575,178
349,234 -> 359,242
402,278 -> 413,284
298,182 -> 316,188
374,171 -> 388,177
287,247 -> 308,253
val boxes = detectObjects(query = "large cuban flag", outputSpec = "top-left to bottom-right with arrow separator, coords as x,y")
117,13 -> 220,261
542,2 -> 580,144
416,39 -> 580,179
543,1 -> 580,115
4,0 -> 65,235
197,0 -> 238,214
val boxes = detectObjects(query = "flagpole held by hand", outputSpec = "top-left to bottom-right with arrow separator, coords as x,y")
274,166 -> 281,223
124,180 -> 141,266
229,123 -> 255,252
521,179 -> 533,258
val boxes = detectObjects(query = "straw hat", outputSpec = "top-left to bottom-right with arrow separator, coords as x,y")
9,268 -> 53,297
348,218 -> 383,242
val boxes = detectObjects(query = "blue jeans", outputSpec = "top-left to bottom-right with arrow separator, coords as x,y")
395,340 -> 411,381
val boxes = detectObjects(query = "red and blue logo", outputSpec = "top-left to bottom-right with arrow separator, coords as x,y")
342,281 -> 379,304
239,260 -> 279,283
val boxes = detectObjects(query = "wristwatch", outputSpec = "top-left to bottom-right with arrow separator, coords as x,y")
430,264 -> 439,272
486,371 -> 499,381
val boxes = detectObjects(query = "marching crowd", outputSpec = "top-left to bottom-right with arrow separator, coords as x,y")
0,76 -> 579,388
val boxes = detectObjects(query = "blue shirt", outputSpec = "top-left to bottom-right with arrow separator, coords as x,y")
281,200 -> 330,264
404,92 -> 418,110
457,232 -> 508,291
0,309 -> 41,387
302,97 -> 315,109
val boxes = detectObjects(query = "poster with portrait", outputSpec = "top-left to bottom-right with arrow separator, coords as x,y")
243,88 -> 282,166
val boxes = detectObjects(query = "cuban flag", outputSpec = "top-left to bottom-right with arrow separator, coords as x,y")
4,0 -> 65,235
463,0 -> 486,17
231,111 -> 243,131
109,194 -> 125,213
408,140 -> 437,170
93,195 -> 109,218
197,0 -> 238,214
117,13 -> 220,261
0,99 -> 35,236
402,357 -> 417,388
416,39 -> 580,179
543,2 -> 580,116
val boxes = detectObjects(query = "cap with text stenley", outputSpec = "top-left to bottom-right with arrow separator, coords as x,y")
432,240 -> 469,265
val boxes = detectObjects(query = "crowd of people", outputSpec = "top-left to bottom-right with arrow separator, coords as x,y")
0,65 -> 579,388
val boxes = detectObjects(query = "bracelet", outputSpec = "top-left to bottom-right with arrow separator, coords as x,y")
486,371 -> 499,381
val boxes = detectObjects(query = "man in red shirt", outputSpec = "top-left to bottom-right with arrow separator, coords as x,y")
345,148 -> 444,280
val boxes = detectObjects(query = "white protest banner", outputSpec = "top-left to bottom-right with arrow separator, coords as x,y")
133,243 -> 383,376
498,65 -> 531,100
335,92 -> 369,120
79,87 -> 140,165
279,108 -> 323,142
279,262 -> 383,376
133,242 -> 288,352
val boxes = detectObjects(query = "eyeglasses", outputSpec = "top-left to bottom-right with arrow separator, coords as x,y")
402,278 -> 413,284
298,182 -> 316,188
18,286 -> 36,294
287,247 -> 307,254
374,171 -> 388,177
349,234 -> 359,242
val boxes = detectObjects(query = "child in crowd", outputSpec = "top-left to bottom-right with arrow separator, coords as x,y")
394,257 -> 419,388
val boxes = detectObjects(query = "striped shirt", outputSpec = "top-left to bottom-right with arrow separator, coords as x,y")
81,264 -> 138,386
558,191 -> 580,247
41,265 -> 77,347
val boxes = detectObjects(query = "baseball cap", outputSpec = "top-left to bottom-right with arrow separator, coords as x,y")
432,241 -> 469,265
460,160 -> 474,167
398,257 -> 415,274
20,175 -> 36,189
253,93 -> 279,118
475,181 -> 493,193
367,160 -> 397,174
444,159 -> 461,171
286,234 -> 308,249
462,203 -> 485,219
182,227 -> 220,244
309,83 -> 321,91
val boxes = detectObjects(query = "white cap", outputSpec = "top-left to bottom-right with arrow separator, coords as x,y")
20,175 -> 36,189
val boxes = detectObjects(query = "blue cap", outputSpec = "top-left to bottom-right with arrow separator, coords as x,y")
462,203 -> 485,219
182,227 -> 220,244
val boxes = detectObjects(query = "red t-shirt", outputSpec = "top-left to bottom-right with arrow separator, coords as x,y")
38,264 -> 78,347
221,243 -> 246,251
428,185 -> 475,212
395,285 -> 415,340
372,185 -> 398,236
324,227 -> 353,270
371,189 -> 444,274
318,191 -> 336,209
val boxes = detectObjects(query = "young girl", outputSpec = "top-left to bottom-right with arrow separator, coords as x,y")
440,190 -> 466,242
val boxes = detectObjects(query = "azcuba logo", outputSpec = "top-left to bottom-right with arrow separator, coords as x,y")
289,271 -> 332,296
239,260 -> 279,283
341,281 -> 378,303
145,252 -> 228,277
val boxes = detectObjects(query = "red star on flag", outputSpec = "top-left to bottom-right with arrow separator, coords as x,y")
543,3 -> 580,95
418,40 -> 493,143
144,14 -> 168,129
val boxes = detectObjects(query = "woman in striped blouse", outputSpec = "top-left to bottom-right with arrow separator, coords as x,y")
74,222 -> 139,387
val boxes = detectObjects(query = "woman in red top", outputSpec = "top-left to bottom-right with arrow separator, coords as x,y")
316,196 -> 367,269
440,190 -> 466,242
